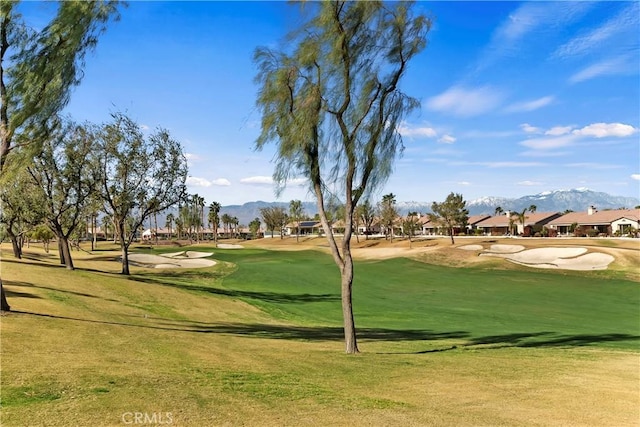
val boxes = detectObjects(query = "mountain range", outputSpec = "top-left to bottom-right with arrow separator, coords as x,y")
211,188 -> 639,226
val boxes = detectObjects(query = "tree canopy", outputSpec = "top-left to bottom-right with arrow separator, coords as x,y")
429,192 -> 469,244
254,0 -> 431,353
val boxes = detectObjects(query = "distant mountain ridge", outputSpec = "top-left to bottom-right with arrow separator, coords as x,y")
162,189 -> 639,227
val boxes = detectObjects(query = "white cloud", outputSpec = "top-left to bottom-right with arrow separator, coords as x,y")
504,96 -> 554,113
438,134 -> 456,144
571,123 -> 637,138
553,3 -> 639,58
631,174 -> 640,181
397,123 -> 437,138
569,55 -> 635,83
211,178 -> 231,186
565,163 -> 623,170
140,124 -> 150,132
520,134 -> 578,150
457,181 -> 471,186
186,176 -> 213,187
425,85 -> 504,117
520,123 -> 541,134
450,161 -> 545,168
517,180 -> 543,186
240,176 -> 273,186
545,126 -> 572,136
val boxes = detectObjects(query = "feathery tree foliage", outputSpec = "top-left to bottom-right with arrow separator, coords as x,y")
289,199 -> 304,242
0,0 -> 122,310
379,193 -> 399,242
254,1 -> 430,353
429,192 -> 469,244
27,118 -> 99,270
97,113 -> 187,275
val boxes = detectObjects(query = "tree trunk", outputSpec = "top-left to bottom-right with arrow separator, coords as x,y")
1,280 -> 10,311
9,234 -> 21,259
449,227 -> 455,244
296,224 -> 299,242
121,244 -> 130,275
59,235 -> 74,270
341,253 -> 358,354
57,238 -> 66,265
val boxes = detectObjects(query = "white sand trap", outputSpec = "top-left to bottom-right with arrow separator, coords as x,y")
217,243 -> 243,249
506,247 -> 587,264
128,253 -> 216,269
480,246 -> 614,271
458,244 -> 484,251
548,253 -> 615,270
487,244 -> 525,254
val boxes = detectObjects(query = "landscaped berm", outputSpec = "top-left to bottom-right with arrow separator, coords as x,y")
1,236 -> 639,426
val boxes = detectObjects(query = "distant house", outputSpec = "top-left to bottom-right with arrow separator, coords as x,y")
285,220 -> 322,236
475,211 -> 561,236
466,215 -> 492,234
547,207 -> 640,236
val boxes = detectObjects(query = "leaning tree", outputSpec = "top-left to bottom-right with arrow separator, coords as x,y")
254,1 -> 431,353
0,0 -> 121,311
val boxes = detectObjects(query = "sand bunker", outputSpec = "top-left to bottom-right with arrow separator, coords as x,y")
487,244 -> 525,254
128,252 -> 216,269
465,244 -> 615,271
217,244 -> 243,249
458,244 -> 484,251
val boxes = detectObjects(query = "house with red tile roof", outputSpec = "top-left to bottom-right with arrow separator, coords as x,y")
475,211 -> 561,236
547,207 -> 640,237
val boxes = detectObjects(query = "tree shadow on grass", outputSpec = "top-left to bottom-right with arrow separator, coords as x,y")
129,275 -> 341,304
3,280 -> 120,302
409,331 -> 640,353
8,310 -> 466,342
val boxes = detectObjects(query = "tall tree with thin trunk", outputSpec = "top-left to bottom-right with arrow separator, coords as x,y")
379,193 -> 399,242
429,192 -> 469,244
97,113 -> 187,275
208,201 -> 221,246
254,1 -> 430,353
289,199 -> 304,242
357,199 -> 376,240
0,0 -> 121,310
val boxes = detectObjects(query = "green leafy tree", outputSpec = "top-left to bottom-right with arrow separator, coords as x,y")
515,204 -> 537,236
97,113 -> 187,275
249,217 -> 261,239
165,213 -> 175,240
27,118 -> 99,269
379,193 -> 399,242
289,199 -> 304,242
29,223 -> 55,253
260,206 -> 287,239
356,199 -> 376,241
402,211 -> 420,248
208,201 -> 221,246
0,0 -> 122,311
429,192 -> 469,244
0,169 -> 44,258
254,1 -> 430,353
221,213 -> 232,238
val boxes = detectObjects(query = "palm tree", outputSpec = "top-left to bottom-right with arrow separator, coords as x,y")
515,205 -> 537,235
494,206 -> 504,216
208,201 -> 221,246
165,213 -> 175,240
221,213 -> 232,238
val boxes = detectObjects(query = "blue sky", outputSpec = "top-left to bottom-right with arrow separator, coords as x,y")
20,1 -> 640,205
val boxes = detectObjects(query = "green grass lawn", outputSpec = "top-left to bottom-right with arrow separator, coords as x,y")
138,247 -> 639,352
1,244 -> 639,426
